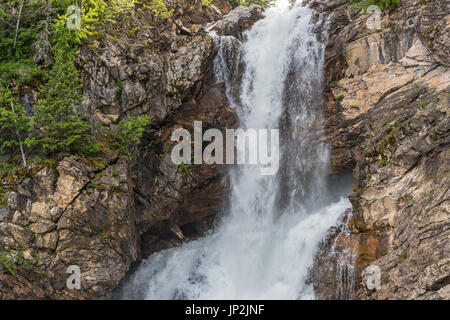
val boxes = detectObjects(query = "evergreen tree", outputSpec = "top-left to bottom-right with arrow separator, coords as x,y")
0,84 -> 32,165
0,0 -> 49,83
32,22 -> 98,156
112,115 -> 151,155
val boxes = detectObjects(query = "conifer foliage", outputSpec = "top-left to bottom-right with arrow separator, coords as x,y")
0,0 -> 161,164
31,19 -> 98,156
0,85 -> 31,165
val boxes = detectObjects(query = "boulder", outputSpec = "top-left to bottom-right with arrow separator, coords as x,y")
211,5 -> 265,39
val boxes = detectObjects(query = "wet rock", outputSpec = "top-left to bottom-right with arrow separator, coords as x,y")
166,35 -> 215,98
310,211 -> 359,299
211,5 -> 265,39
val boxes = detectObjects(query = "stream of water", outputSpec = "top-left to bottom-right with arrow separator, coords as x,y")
119,0 -> 352,300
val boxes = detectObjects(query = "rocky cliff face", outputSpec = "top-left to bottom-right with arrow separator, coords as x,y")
0,1 -> 263,299
310,0 -> 449,300
1,156 -> 137,299
1,0 -> 448,300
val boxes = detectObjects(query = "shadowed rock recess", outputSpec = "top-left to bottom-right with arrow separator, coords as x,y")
0,0 -> 448,300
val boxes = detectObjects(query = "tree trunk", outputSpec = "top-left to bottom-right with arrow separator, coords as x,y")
10,101 -> 27,167
13,1 -> 24,50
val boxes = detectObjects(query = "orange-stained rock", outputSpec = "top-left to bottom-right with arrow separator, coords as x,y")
310,0 -> 450,300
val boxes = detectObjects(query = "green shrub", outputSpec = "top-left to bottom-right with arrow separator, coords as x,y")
349,0 -> 401,11
202,0 -> 214,7
240,0 -> 274,8
112,115 -> 151,155
223,0 -> 274,8
0,185 -> 8,206
177,161 -> 193,176
0,249 -> 36,276
0,162 -> 16,179
137,0 -> 173,24
335,95 -> 344,103
0,60 -> 41,85
114,79 -> 123,102
0,1 -> 159,162
28,0 -> 147,157
87,182 -> 105,191
98,230 -> 110,239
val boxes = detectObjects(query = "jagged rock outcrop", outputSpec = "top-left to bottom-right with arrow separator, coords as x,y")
310,0 -> 449,300
0,156 -> 137,299
0,1 -> 264,299
210,4 -> 264,39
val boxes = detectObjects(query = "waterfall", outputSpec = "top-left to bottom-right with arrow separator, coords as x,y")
119,1 -> 352,300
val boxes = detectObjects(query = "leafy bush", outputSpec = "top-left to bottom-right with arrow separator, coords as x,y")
0,1 -> 46,61
28,1 -> 145,157
25,1 -> 144,158
225,0 -> 240,7
0,60 -> 41,84
223,0 -> 274,8
177,162 -> 193,176
224,0 -> 273,8
0,249 -> 35,276
137,0 -> 173,24
202,0 -> 214,7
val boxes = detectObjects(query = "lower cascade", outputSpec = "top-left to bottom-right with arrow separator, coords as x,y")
119,1 -> 353,300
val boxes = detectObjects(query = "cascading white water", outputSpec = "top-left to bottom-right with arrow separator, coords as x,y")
119,1 -> 352,300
